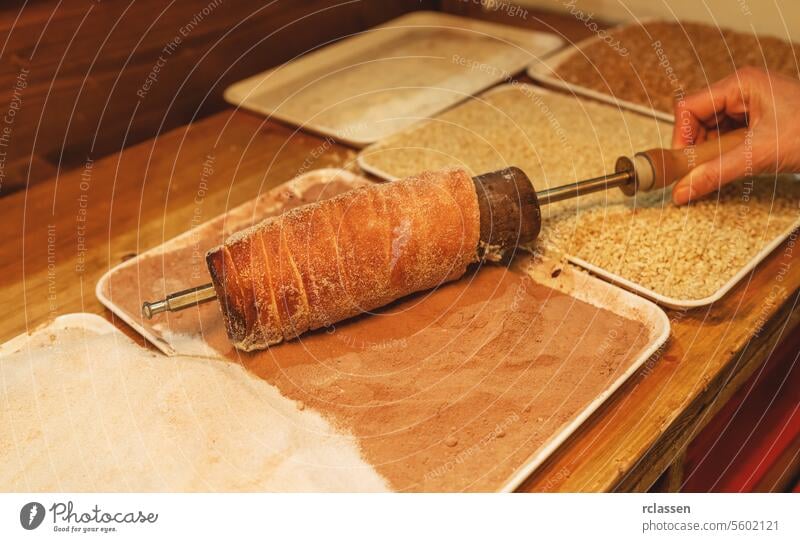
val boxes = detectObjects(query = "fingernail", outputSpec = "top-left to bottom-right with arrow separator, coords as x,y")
673,186 -> 694,204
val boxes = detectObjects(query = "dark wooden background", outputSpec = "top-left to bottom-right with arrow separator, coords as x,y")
0,0 -> 440,195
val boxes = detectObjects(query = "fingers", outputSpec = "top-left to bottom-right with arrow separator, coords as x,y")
672,93 -> 705,148
672,110 -> 704,149
672,70 -> 754,148
672,142 -> 749,205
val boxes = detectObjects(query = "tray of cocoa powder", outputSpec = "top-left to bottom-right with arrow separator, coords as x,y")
527,20 -> 800,122
97,167 -> 669,492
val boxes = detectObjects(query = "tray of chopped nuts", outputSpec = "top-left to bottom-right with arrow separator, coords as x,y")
358,83 -> 800,308
556,184 -> 800,309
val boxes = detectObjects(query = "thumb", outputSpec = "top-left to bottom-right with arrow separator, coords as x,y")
671,142 -> 749,205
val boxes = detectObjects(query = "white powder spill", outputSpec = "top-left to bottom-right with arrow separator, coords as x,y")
0,322 -> 388,492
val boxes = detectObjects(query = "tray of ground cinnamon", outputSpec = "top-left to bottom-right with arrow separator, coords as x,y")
527,20 -> 800,122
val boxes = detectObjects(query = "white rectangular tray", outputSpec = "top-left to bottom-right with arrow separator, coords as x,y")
568,217 -> 800,310
224,11 -> 563,147
0,313 -> 390,493
355,83 -> 669,182
497,257 -> 669,492
526,20 -> 674,123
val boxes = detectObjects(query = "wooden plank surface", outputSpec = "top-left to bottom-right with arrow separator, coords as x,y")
2,104 -> 798,491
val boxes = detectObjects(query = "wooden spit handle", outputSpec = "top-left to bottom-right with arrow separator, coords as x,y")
631,128 -> 748,193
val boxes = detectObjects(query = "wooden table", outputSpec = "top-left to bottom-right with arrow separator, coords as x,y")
2,11 -> 798,492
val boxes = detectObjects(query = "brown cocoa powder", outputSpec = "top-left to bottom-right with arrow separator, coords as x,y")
231,260 -> 651,491
104,173 -> 652,491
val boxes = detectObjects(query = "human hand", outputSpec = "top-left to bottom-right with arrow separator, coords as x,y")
671,67 -> 800,205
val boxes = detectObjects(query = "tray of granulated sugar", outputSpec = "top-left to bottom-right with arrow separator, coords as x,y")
0,313 -> 119,355
96,166 -> 669,492
0,312 -> 389,492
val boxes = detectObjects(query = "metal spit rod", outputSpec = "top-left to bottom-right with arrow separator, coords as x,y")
142,284 -> 216,318
536,170 -> 634,206
141,169 -> 637,319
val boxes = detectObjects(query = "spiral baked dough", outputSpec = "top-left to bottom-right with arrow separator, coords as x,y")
206,168 -> 481,351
